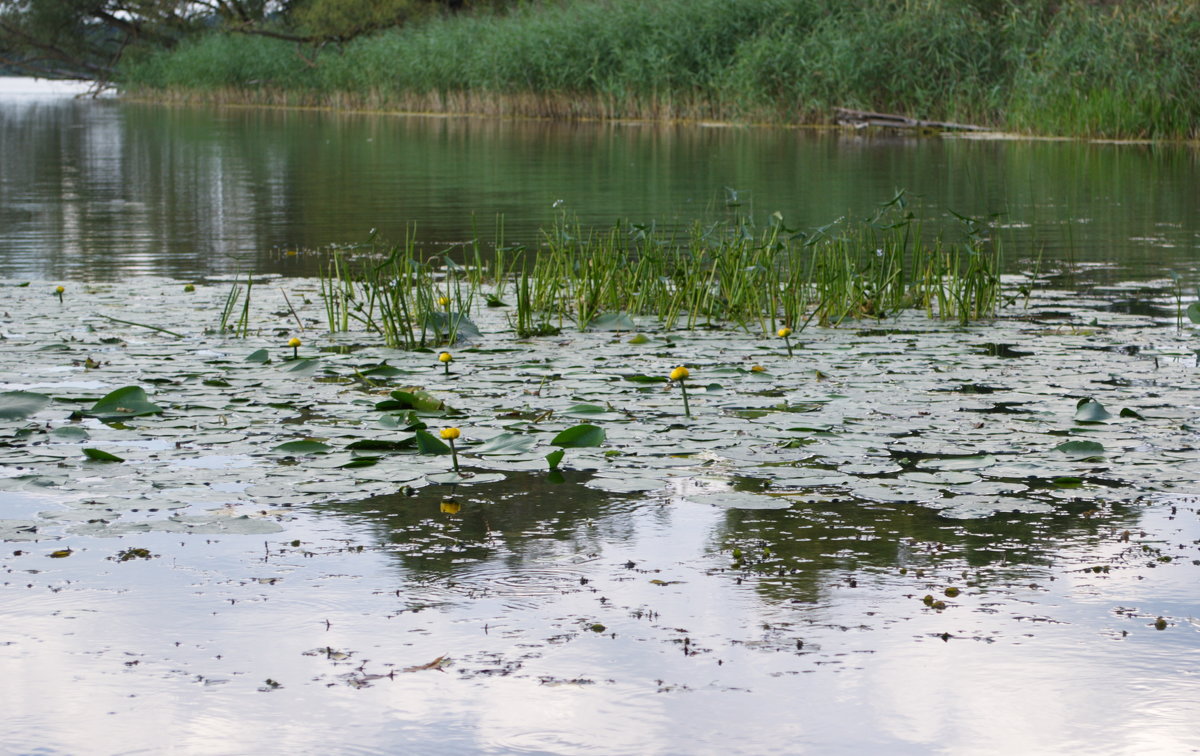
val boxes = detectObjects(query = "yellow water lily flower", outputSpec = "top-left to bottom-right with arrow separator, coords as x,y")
288,337 -> 302,348
440,427 -> 461,440
438,352 -> 452,363
670,366 -> 689,381
437,296 -> 451,308
777,326 -> 793,339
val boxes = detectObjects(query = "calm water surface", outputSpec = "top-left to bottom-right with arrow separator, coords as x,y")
1,78 -> 1198,282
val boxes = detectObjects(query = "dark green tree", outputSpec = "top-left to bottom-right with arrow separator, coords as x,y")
0,0 -> 512,82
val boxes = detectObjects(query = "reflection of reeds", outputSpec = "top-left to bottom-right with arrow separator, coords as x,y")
319,199 -> 1002,344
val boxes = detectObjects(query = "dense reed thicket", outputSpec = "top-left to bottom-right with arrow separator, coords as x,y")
119,0 -> 1200,139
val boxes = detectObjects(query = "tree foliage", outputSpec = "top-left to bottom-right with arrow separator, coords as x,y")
0,0 -> 510,82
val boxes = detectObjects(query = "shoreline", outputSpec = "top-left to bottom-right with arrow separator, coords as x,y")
118,87 -> 1194,147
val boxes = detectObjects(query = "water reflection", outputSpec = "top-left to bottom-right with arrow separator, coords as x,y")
3,79 -> 1200,281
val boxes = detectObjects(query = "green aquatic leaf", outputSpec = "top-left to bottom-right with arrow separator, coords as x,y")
338,456 -> 380,469
346,438 -> 416,452
360,362 -> 407,378
378,390 -> 444,413
83,386 -> 163,420
1187,302 -> 1200,324
273,440 -> 332,454
1074,398 -> 1112,423
415,429 -> 452,455
622,373 -> 668,384
545,449 -> 565,470
50,426 -> 90,441
586,312 -> 635,331
1119,407 -> 1144,420
1054,440 -> 1105,460
244,349 -> 271,363
83,448 -> 124,462
551,424 -> 606,448
473,432 -> 537,455
0,391 -> 51,420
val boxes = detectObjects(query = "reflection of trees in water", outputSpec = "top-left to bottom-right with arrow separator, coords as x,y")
710,497 -> 1142,604
318,471 -> 638,578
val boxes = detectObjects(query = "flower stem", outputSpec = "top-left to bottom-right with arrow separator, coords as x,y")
680,379 -> 691,418
784,336 -> 793,357
449,438 -> 460,473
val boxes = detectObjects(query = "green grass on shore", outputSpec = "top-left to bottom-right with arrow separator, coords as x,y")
118,0 -> 1200,140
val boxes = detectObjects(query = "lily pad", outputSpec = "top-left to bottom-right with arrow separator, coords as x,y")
1054,440 -> 1106,461
472,432 -> 537,455
83,448 -> 125,463
689,491 -> 792,510
586,312 -> 635,331
80,386 -> 164,421
0,391 -> 51,421
274,440 -> 332,454
551,424 -> 606,448
415,429 -> 452,455
1074,398 -> 1113,423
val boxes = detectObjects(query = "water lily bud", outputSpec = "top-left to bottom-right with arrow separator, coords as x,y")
437,296 -> 451,308
438,352 -> 453,363
440,427 -> 461,440
288,337 -> 301,348
670,366 -> 689,381
777,326 -> 793,339
55,286 -> 65,294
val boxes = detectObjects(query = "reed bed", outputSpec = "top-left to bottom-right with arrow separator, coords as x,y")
318,201 -> 1002,347
119,0 -> 1200,139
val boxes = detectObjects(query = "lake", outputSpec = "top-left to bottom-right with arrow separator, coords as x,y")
1,79 -> 1198,755
2,78 -> 1198,283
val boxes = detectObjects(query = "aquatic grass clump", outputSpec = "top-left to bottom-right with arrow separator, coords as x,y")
317,232 -> 482,349
317,199 -> 1003,345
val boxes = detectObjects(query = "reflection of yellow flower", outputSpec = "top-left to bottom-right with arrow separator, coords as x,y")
438,352 -> 452,363
440,427 -> 461,440
288,337 -> 302,348
437,296 -> 451,308
751,365 -> 765,373
670,366 -> 689,381
777,327 -> 793,339
439,499 -> 461,514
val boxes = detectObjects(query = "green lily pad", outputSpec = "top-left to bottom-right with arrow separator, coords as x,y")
1054,440 -> 1106,461
689,491 -> 791,510
586,312 -> 635,331
1074,398 -> 1113,423
245,349 -> 271,363
82,386 -> 164,421
0,391 -> 52,421
83,448 -> 125,462
551,424 -> 606,448
472,432 -> 537,455
415,429 -> 452,455
274,440 -> 332,454
50,426 -> 90,441
378,390 -> 444,413
346,438 -> 416,452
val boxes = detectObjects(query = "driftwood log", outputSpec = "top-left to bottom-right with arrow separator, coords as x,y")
834,107 -> 992,132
